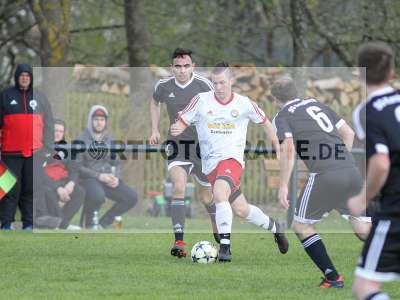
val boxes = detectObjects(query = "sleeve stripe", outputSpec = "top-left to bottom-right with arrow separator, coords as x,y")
285,132 -> 293,138
272,117 -> 277,133
251,101 -> 266,123
180,95 -> 200,116
335,119 -> 346,129
352,103 -> 366,140
178,116 -> 189,126
375,143 -> 389,154
194,74 -> 213,90
154,77 -> 174,91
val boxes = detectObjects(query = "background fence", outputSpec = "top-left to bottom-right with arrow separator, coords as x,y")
62,87 -> 359,217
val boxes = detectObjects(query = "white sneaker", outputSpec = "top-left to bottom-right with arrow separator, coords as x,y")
66,224 -> 82,230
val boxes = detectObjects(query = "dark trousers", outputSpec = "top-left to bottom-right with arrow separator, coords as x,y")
0,155 -> 42,228
82,178 -> 138,228
44,184 -> 85,229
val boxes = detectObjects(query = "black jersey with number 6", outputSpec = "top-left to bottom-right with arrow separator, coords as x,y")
273,98 -> 356,173
353,87 -> 400,218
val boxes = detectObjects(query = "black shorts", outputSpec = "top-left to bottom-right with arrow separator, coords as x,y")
356,219 -> 400,282
165,139 -> 210,187
294,167 -> 368,224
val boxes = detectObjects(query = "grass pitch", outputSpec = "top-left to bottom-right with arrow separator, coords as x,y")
0,226 -> 399,300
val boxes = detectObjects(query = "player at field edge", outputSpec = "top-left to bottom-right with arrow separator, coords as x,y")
271,76 -> 371,288
171,61 -> 289,262
349,42 -> 400,300
149,48 -> 218,258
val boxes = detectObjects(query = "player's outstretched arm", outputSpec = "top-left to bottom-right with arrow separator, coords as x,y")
170,120 -> 187,137
149,98 -> 161,144
279,138 -> 295,210
262,119 -> 280,160
348,153 -> 390,216
337,122 -> 355,151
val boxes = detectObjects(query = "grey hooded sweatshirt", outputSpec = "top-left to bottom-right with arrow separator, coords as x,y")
77,105 -> 120,179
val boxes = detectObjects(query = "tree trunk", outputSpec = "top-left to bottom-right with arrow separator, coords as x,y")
289,0 -> 306,97
124,0 -> 151,201
29,0 -> 71,118
30,0 -> 70,66
290,0 -> 305,67
124,0 -> 148,67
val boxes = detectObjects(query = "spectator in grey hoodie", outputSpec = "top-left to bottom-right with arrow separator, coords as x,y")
77,105 -> 138,228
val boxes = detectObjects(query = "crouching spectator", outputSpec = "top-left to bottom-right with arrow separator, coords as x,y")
39,119 -> 84,229
77,105 -> 138,228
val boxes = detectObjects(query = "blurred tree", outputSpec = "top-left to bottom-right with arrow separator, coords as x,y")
0,1 -> 38,89
29,0 -> 71,117
29,0 -> 70,66
124,0 -> 148,67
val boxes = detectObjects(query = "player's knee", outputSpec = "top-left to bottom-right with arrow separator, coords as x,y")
212,188 -> 229,203
172,181 -> 186,197
354,231 -> 368,242
351,277 -> 364,300
233,205 -> 248,218
292,221 -> 313,237
200,195 -> 213,206
199,188 -> 212,205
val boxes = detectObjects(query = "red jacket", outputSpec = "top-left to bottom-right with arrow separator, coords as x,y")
0,64 -> 54,157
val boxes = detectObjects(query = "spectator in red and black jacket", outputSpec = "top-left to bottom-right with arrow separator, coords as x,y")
0,63 -> 54,230
38,119 -> 85,229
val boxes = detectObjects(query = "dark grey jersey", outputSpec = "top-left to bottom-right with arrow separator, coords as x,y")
273,98 -> 355,173
153,73 -> 212,140
353,87 -> 400,218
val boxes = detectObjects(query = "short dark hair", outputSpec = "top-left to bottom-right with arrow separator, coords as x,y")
357,42 -> 395,85
271,77 -> 298,103
54,118 -> 65,128
171,48 -> 193,61
211,61 -> 230,76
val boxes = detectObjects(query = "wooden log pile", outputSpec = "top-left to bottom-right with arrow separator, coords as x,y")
72,64 -> 400,106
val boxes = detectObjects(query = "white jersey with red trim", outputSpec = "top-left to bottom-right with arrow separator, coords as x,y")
178,91 -> 266,175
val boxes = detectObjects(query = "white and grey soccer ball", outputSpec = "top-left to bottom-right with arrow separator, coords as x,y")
191,241 -> 218,264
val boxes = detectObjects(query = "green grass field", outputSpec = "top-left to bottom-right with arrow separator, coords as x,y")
1,216 -> 399,300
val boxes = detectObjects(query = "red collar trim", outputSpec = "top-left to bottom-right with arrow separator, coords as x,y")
214,93 -> 234,105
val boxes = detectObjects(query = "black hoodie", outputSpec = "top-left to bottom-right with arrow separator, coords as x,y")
0,64 -> 54,157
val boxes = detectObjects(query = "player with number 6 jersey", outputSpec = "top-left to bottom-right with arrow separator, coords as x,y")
271,76 -> 371,288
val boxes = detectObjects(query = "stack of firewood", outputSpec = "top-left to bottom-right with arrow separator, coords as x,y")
72,64 -> 400,105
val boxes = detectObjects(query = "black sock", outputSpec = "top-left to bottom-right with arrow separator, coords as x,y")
219,233 -> 231,245
205,203 -> 216,224
171,198 -> 185,241
301,234 -> 339,280
365,292 -> 390,300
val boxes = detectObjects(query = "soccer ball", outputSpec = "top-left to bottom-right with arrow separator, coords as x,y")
191,241 -> 218,264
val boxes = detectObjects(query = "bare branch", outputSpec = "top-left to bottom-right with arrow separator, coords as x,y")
70,24 -> 125,34
0,23 -> 37,49
301,0 -> 354,67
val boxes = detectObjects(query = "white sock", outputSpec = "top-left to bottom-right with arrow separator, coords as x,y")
246,204 -> 277,233
215,202 -> 232,245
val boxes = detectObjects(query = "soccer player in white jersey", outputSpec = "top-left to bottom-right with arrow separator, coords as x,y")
170,62 -> 289,262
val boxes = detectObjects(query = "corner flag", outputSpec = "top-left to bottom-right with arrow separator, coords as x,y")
0,162 -> 16,200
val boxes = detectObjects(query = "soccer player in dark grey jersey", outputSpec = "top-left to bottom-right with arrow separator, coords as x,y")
149,48 -> 217,257
349,42 -> 400,300
271,77 -> 371,288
